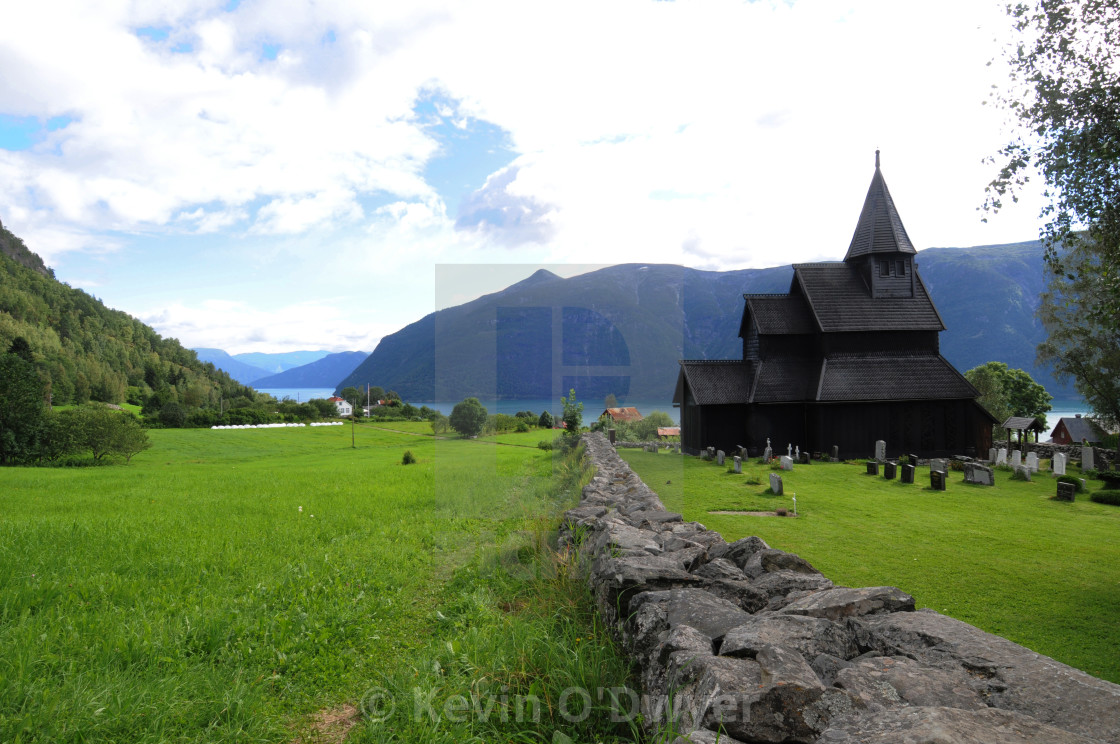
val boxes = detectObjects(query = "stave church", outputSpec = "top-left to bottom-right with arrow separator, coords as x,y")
673,153 -> 996,459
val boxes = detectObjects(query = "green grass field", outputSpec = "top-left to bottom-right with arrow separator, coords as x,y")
0,425 -> 640,743
619,449 -> 1120,683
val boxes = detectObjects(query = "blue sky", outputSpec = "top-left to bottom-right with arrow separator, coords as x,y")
0,0 -> 1046,353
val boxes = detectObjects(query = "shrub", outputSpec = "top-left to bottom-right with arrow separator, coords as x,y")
537,440 -> 553,451
449,398 -> 488,438
401,450 -> 416,465
516,421 -> 530,433
1097,470 -> 1120,488
1090,490 -> 1120,506
1056,475 -> 1085,493
949,459 -> 965,472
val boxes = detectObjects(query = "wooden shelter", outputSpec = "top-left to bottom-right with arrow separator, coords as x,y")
674,153 -> 996,458
1001,415 -> 1046,449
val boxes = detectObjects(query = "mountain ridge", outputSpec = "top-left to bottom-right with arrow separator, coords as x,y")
337,241 -> 1071,402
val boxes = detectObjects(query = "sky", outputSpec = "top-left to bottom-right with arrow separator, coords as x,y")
0,0 -> 1048,354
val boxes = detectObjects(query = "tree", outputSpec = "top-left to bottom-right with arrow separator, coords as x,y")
633,411 -> 675,441
430,412 -> 450,436
1038,244 -> 1120,458
561,388 -> 583,442
604,393 -> 618,409
0,351 -> 46,464
8,336 -> 33,363
340,386 -> 364,409
964,362 -> 1053,429
111,414 -> 151,463
538,410 -> 554,429
159,401 -> 187,428
449,398 -> 488,438
369,386 -> 386,402
985,1 -> 1120,324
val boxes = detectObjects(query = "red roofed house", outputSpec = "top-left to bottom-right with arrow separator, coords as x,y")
328,396 -> 353,417
601,407 -> 643,423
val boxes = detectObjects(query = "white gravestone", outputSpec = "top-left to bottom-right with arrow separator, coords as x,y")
1082,445 -> 1095,471
795,445 -> 800,459
875,440 -> 886,461
1053,452 -> 1067,476
780,455 -> 794,471
1025,452 -> 1039,473
787,443 -> 793,458
717,450 -> 725,465
763,446 -> 773,460
1010,450 -> 1022,469
996,448 -> 1008,466
733,456 -> 742,474
769,472 -> 784,495
989,447 -> 998,463
1017,465 -> 1032,482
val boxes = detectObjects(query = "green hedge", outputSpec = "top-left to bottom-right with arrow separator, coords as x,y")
1090,490 -> 1120,506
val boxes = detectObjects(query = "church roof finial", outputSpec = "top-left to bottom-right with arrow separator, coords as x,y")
843,152 -> 916,261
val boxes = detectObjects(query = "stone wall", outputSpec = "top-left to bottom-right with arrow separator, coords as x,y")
994,439 -> 1114,468
560,432 -> 1120,743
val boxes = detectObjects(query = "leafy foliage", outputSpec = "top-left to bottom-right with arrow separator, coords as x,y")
449,397 -> 488,438
0,224 -> 252,414
985,0 -> 1120,324
1037,242 -> 1120,456
1089,490 -> 1120,506
0,350 -> 45,464
538,410 -> 555,429
964,361 -> 1052,428
560,388 -> 583,442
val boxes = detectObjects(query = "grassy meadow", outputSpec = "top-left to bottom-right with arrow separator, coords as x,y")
619,449 -> 1120,683
0,424 -> 643,744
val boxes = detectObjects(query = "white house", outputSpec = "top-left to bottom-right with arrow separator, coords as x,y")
328,396 -> 353,417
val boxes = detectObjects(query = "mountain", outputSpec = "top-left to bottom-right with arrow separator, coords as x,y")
233,350 -> 330,374
250,351 -> 368,388
192,348 -> 272,385
0,221 -> 249,407
336,240 -> 1072,402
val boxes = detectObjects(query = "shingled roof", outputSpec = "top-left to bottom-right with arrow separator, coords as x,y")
741,294 -> 816,335
1055,416 -> 1106,443
793,263 -> 944,333
843,151 -> 916,260
675,360 -> 754,406
817,354 -> 982,403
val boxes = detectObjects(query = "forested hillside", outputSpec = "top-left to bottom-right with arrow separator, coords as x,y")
0,220 -> 252,410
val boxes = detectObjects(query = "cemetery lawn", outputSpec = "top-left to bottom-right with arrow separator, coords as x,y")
619,450 -> 1120,684
0,425 -> 637,744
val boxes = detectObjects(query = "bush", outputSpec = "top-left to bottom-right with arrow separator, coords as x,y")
538,410 -> 554,429
449,398 -> 488,438
401,450 -> 416,465
537,439 -> 553,451
1090,490 -> 1120,506
1096,470 -> 1120,488
1056,475 -> 1085,493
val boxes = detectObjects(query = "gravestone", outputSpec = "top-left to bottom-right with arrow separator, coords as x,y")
717,449 -> 725,465
1010,450 -> 1022,469
702,449 -> 711,461
989,447 -> 998,463
1083,445 -> 1095,471
769,472 -> 784,495
799,451 -> 811,465
780,455 -> 794,471
763,445 -> 773,461
736,445 -> 746,458
883,461 -> 897,480
831,445 -> 839,461
795,446 -> 801,460
901,463 -> 915,484
930,458 -> 947,473
1025,452 -> 1039,473
1053,452 -> 1067,476
1016,465 -> 1032,482
1056,481 -> 1076,501
996,448 -> 1008,466
733,456 -> 741,474
964,462 -> 994,486
930,470 -> 946,491
908,453 -> 919,467
787,443 -> 793,458
866,461 -> 879,476
875,440 -> 886,461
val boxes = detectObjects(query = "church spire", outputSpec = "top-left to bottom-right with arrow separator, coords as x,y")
843,151 -> 915,261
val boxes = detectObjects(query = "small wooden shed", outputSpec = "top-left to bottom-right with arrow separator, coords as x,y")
1001,416 -> 1045,449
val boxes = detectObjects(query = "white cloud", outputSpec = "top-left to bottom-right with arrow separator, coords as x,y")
0,0 -> 1049,352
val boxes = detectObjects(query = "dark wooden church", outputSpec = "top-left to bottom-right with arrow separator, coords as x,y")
673,154 -> 996,459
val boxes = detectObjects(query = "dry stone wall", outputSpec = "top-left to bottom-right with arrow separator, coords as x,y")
560,433 -> 1120,744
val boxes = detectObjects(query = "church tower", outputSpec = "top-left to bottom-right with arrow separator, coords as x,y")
844,151 -> 917,299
